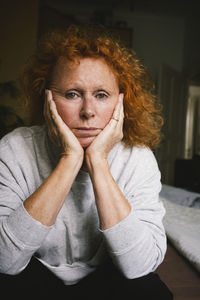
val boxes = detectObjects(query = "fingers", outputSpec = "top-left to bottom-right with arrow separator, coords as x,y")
45,89 -> 62,146
44,90 -> 83,158
45,89 -> 57,121
45,89 -> 52,101
44,89 -> 52,127
111,93 -> 124,124
45,89 -> 56,124
45,89 -> 64,128
45,89 -> 56,128
119,93 -> 124,121
111,93 -> 124,141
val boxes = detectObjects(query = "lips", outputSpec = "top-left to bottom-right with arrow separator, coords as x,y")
73,127 -> 101,137
76,127 -> 99,130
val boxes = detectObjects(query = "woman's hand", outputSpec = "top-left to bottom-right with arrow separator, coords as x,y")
44,89 -> 84,160
23,90 -> 84,227
85,93 -> 124,165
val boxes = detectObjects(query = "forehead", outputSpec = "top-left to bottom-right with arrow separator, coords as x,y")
52,57 -> 119,88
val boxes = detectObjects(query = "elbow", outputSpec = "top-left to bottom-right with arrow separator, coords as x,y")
120,270 -> 140,280
118,261 -> 158,280
0,262 -> 24,275
118,265 -> 150,280
0,268 -> 22,276
115,243 -> 167,280
0,256 -> 28,275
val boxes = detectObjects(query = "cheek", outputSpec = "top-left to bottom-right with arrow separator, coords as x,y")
55,102 -> 77,127
98,104 -> 115,125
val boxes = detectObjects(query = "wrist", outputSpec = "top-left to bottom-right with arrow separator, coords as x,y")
60,145 -> 84,159
86,153 -> 108,174
59,152 -> 83,171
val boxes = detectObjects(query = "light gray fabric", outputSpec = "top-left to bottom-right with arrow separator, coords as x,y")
0,126 -> 166,285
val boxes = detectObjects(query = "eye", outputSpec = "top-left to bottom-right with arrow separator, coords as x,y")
65,92 -> 79,100
96,92 -> 108,100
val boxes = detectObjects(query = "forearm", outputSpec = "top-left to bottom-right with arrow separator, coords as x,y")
24,154 -> 82,226
0,154 -> 82,275
87,156 -> 131,230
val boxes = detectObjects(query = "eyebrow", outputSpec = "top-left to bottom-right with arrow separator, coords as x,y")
51,85 -> 115,94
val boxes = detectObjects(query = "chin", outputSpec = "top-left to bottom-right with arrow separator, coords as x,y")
78,137 -> 95,148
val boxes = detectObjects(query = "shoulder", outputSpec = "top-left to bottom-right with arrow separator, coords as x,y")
0,126 -> 45,146
110,142 -> 158,168
0,126 -> 46,156
109,142 -> 160,185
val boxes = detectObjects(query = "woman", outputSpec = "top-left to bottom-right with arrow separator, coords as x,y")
0,25 -> 173,299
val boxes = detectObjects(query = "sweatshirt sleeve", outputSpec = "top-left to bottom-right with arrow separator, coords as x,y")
0,135 -> 52,275
100,148 -> 166,279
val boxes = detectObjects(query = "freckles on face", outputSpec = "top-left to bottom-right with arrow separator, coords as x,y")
50,57 -> 119,147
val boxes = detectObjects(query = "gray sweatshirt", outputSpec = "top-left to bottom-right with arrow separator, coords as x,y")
0,126 -> 166,285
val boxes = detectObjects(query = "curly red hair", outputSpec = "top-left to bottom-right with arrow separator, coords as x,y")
22,24 -> 163,149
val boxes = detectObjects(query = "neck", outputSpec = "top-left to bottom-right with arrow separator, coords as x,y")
80,154 -> 88,172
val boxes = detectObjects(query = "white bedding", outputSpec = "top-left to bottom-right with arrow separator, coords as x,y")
160,184 -> 200,208
160,196 -> 200,272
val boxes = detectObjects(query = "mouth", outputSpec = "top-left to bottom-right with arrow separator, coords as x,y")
73,127 -> 101,137
75,127 -> 99,131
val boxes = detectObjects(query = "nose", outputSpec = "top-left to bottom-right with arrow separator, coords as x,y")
79,95 -> 95,120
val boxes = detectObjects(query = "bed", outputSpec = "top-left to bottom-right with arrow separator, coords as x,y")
159,184 -> 200,272
157,184 -> 200,299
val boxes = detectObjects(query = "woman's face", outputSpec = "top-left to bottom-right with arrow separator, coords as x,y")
50,57 -> 120,148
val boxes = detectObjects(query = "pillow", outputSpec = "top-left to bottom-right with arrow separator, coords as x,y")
160,184 -> 200,208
